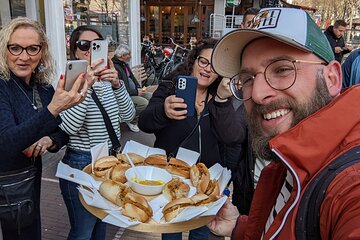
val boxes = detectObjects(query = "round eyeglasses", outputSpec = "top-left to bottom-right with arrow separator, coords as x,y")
197,56 -> 215,72
7,44 -> 42,56
230,59 -> 326,101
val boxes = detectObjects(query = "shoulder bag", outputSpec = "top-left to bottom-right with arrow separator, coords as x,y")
0,161 -> 37,234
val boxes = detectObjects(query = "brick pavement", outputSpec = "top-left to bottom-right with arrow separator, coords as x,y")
40,124 -> 228,240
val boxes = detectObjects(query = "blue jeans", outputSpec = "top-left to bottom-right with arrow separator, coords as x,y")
162,225 -> 210,240
59,148 -> 106,240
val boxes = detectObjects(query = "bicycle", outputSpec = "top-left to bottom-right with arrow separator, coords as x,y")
141,41 -> 163,86
157,37 -> 189,82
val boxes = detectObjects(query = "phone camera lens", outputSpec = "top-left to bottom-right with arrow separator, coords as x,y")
69,64 -> 72,70
93,46 -> 96,50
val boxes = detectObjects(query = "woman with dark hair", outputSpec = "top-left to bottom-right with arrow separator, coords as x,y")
59,26 -> 135,240
138,39 -> 223,240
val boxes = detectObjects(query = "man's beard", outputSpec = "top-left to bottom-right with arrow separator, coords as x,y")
246,70 -> 334,161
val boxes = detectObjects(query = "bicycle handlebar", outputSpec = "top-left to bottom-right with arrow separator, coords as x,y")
168,37 -> 187,50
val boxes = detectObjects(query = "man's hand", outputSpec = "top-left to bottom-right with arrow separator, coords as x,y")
346,44 -> 353,51
137,88 -> 146,96
207,198 -> 240,237
334,47 -> 343,54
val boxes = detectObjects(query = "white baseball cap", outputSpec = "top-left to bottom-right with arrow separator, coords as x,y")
211,8 -> 335,78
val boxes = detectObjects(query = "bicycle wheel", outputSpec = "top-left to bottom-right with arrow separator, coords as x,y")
162,61 -> 175,80
143,62 -> 157,86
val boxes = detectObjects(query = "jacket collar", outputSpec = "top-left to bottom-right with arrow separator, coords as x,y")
264,85 -> 360,239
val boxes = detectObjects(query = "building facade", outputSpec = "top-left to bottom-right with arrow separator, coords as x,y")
0,0 -> 265,82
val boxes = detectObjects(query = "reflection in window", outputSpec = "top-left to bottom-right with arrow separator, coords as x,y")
10,0 -> 26,18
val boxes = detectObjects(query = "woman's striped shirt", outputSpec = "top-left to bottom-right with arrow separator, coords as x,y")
60,81 -> 135,151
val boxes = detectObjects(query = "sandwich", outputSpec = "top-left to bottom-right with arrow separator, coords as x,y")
122,192 -> 153,223
197,179 -> 220,198
162,177 -> 190,201
105,164 -> 129,183
94,156 -> 119,177
190,193 -> 216,206
116,152 -> 145,166
166,158 -> 190,178
144,154 -> 168,169
99,180 -> 131,206
162,197 -> 193,222
190,162 -> 210,188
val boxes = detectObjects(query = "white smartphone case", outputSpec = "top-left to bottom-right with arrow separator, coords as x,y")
90,40 -> 108,69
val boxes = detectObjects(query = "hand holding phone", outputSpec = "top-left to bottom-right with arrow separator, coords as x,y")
175,75 -> 197,117
64,60 -> 88,91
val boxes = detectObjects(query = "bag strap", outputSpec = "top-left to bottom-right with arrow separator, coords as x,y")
295,145 -> 360,239
91,89 -> 121,154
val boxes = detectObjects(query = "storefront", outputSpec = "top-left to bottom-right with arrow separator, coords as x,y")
140,0 -> 215,46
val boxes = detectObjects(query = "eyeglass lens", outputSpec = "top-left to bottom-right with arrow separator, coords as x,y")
197,56 -> 215,72
230,59 -> 297,100
76,40 -> 91,51
7,44 -> 42,56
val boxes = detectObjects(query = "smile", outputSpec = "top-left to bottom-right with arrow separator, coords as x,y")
263,109 -> 290,120
200,72 -> 210,78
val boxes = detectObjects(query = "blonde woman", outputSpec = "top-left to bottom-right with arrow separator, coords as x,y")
0,17 -> 86,240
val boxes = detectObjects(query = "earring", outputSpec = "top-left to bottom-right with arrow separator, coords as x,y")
38,63 -> 45,73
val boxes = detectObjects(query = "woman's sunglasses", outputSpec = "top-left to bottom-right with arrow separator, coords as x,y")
76,38 -> 103,51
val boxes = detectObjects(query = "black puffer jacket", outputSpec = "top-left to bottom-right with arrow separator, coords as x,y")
324,26 -> 350,63
138,81 -> 223,168
112,57 -> 139,96
208,99 -> 254,214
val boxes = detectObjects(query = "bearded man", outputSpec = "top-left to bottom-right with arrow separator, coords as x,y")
208,8 -> 360,239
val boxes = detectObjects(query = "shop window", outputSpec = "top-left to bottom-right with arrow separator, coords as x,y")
10,0 -> 26,18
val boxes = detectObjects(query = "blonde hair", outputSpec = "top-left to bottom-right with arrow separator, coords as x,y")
0,17 -> 54,84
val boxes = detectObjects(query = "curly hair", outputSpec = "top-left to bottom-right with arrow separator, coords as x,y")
164,38 -> 221,94
0,17 -> 54,85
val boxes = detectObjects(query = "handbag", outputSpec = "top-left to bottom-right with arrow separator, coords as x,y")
0,163 -> 37,234
91,89 -> 121,156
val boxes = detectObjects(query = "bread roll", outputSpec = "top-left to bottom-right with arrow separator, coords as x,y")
190,162 -> 210,188
163,177 -> 190,201
166,158 -> 190,178
162,197 -> 193,222
197,179 -> 220,198
116,152 -> 145,166
94,156 -> 119,177
190,193 -> 215,206
122,192 -> 153,222
99,180 -> 131,206
105,164 -> 129,183
144,154 -> 168,168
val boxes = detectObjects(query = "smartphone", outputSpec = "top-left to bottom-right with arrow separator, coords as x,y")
175,75 -> 197,117
64,60 -> 88,91
90,39 -> 108,70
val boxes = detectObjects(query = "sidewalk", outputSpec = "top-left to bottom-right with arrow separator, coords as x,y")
40,124 -> 227,240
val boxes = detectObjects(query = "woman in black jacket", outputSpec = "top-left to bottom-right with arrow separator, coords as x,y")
138,39 -> 222,240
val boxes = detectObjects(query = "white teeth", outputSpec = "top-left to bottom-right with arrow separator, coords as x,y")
263,109 -> 289,120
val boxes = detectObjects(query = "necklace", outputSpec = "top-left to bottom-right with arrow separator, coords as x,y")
13,79 -> 38,111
